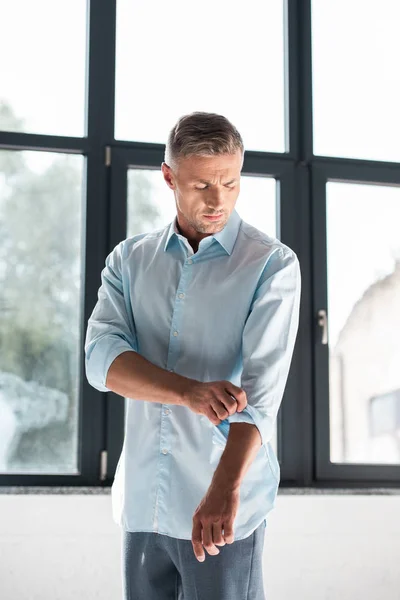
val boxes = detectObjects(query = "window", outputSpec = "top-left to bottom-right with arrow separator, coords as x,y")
2,1 -> 399,489
115,0 -> 286,152
326,182 -> 400,465
311,0 -> 400,162
0,0 -> 87,136
0,151 -> 85,474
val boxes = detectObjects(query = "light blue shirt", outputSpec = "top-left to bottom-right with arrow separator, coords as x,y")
84,208 -> 301,540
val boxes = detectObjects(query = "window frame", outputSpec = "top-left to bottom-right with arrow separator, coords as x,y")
0,0 -> 399,489
312,161 -> 400,485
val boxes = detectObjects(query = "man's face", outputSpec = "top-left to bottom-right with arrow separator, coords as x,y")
161,150 -> 243,236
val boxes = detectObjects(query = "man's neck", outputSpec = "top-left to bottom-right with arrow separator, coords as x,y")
176,218 -> 201,254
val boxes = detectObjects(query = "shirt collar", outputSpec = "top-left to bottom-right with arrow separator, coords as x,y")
163,208 -> 242,256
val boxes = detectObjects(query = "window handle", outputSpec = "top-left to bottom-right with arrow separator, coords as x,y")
317,309 -> 329,345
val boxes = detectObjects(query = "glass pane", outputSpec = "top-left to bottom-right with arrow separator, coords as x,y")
0,150 -> 85,474
0,0 -> 87,136
126,170 -> 278,455
312,0 -> 400,162
327,182 -> 400,464
116,0 -> 285,152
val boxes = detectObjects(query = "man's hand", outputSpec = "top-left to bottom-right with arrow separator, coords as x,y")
182,380 -> 247,425
191,481 -> 240,562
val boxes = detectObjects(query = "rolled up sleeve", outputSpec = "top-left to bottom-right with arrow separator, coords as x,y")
227,247 -> 301,446
84,240 -> 138,392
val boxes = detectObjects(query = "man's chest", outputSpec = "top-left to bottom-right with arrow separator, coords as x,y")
124,248 -> 264,361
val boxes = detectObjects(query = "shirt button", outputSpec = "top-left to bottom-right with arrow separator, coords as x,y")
187,259 -> 193,264
164,409 -> 170,415
169,368 -> 174,372
173,331 -> 178,336
178,293 -> 185,299
162,448 -> 168,454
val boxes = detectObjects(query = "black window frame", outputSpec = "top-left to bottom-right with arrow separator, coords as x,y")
0,0 -> 399,489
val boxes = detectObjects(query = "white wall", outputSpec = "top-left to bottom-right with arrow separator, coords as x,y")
0,491 -> 399,600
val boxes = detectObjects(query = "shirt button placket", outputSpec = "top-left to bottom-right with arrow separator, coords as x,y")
163,256 -> 193,461
157,255 -> 194,530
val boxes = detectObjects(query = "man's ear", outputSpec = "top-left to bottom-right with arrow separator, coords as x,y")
161,162 -> 175,190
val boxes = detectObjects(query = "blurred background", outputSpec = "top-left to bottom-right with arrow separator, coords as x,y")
0,0 -> 399,598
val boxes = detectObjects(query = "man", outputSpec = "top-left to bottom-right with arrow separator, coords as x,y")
84,111 -> 301,599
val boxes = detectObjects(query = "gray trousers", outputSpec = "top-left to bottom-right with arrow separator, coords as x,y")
121,521 -> 266,600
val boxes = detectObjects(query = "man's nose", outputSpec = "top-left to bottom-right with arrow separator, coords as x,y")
205,189 -> 225,211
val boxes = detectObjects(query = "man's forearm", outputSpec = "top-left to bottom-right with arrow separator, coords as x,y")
105,351 -> 259,484
105,350 -> 194,406
211,423 -> 262,490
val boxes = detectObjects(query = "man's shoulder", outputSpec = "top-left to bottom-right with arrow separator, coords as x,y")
119,224 -> 169,256
239,219 -> 295,259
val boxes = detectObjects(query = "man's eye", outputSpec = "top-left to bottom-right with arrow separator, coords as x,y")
195,185 -> 235,190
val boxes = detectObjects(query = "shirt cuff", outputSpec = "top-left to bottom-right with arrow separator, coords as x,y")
85,335 -> 137,392
227,404 -> 271,447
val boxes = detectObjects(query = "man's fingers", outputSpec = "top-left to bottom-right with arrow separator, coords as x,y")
206,406 -> 221,426
213,522 -> 226,546
192,520 -> 205,562
202,523 -> 220,556
212,396 -> 231,420
227,384 -> 247,412
223,520 -> 235,544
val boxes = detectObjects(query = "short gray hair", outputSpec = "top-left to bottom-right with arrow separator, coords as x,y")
164,111 -> 244,171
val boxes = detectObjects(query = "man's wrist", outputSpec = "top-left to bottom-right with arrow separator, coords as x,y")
211,467 -> 241,492
168,371 -> 197,407
211,422 -> 262,490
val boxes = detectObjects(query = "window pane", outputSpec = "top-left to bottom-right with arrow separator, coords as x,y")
126,169 -> 278,454
327,182 -> 400,464
312,0 -> 400,162
0,150 -> 85,474
116,0 -> 286,152
0,0 -> 87,136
